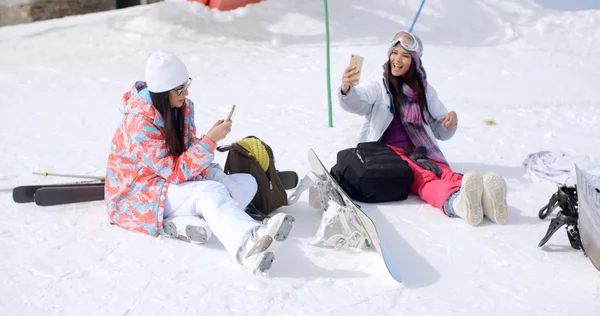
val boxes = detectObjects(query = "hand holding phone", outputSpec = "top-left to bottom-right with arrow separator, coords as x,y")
342,54 -> 363,94
206,119 -> 232,143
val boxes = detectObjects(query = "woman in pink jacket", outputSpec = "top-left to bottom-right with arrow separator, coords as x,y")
104,50 -> 294,274
338,31 -> 509,226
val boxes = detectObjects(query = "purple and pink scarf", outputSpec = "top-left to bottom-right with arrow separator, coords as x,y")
395,51 -> 448,165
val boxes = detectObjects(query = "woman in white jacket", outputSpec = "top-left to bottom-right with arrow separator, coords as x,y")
337,31 -> 508,226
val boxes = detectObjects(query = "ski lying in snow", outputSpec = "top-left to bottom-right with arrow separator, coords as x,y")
12,181 -> 104,203
301,149 -> 402,283
33,184 -> 105,206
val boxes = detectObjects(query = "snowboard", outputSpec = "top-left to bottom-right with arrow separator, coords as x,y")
307,148 -> 403,283
575,165 -> 600,271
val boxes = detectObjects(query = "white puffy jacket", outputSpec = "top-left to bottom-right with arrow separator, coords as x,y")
337,75 -> 457,145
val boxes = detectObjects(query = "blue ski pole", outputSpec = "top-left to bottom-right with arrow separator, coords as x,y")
409,0 -> 426,32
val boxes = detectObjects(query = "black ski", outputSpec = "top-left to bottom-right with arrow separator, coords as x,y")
12,170 -> 297,206
13,181 -> 104,203
34,184 -> 105,206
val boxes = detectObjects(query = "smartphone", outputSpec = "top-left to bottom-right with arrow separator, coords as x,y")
226,104 -> 236,121
349,54 -> 364,84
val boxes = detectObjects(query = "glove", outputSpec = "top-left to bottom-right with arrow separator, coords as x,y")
404,147 -> 442,178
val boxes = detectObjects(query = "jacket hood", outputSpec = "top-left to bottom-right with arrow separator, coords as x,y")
120,80 -> 164,128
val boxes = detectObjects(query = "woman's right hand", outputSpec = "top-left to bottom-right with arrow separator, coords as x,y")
205,119 -> 232,143
341,66 -> 360,94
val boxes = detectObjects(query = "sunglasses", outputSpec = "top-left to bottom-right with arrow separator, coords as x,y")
174,78 -> 192,96
390,31 -> 419,52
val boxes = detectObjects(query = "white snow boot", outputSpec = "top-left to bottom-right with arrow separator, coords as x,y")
237,213 -> 295,274
482,172 -> 509,224
162,216 -> 212,244
452,171 -> 484,226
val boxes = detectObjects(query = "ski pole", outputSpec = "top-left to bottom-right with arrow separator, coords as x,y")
409,0 -> 426,32
1,178 -> 103,194
33,171 -> 104,181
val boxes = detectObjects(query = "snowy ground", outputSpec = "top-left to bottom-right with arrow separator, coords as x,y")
1,0 -> 599,315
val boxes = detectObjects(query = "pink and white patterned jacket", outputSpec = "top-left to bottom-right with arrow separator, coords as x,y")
104,81 -> 219,236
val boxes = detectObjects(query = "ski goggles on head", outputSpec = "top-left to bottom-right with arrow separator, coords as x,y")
174,77 -> 192,96
390,31 -> 419,52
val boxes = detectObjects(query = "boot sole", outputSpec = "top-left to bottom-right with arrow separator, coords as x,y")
274,214 -> 295,242
483,173 -> 508,224
255,252 -> 275,273
462,171 -> 484,226
163,222 -> 209,244
246,214 -> 295,257
243,214 -> 295,273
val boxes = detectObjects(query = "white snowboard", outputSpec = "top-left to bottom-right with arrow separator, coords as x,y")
575,164 -> 600,271
308,148 -> 403,283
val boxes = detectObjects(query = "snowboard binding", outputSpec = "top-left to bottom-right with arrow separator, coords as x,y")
538,184 -> 584,253
538,184 -> 578,220
311,199 -> 370,249
288,171 -> 372,250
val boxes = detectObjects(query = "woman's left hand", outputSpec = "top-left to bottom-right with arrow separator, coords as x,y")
440,111 -> 457,129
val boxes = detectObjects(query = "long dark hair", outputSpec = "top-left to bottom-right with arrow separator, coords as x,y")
150,91 -> 185,156
383,58 -> 430,123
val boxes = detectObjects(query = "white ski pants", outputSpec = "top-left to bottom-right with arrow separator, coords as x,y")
163,173 -> 260,258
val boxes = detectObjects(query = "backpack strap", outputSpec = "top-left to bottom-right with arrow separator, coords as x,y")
216,145 -> 232,152
244,203 -> 271,221
216,145 -> 233,174
216,143 -> 257,175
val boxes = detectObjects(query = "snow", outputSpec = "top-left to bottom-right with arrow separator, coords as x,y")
1,0 -> 599,314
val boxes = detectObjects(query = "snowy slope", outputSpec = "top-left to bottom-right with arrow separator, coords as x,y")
0,0 -> 599,315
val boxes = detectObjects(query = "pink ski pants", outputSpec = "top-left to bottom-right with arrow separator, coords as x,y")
389,146 -> 463,212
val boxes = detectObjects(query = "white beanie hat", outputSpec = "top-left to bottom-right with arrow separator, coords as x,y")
145,50 -> 190,93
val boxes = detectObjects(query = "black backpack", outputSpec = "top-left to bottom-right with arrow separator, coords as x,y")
330,142 -> 414,203
217,136 -> 289,221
